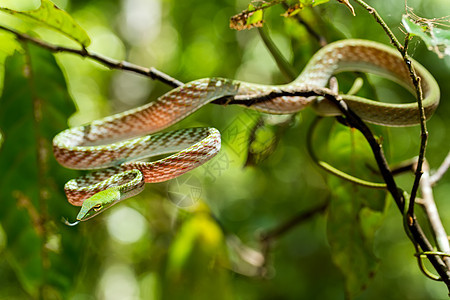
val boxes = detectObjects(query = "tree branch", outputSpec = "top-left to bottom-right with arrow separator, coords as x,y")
352,0 -> 428,239
221,87 -> 450,290
419,161 -> 450,269
3,8 -> 448,291
0,25 -> 183,89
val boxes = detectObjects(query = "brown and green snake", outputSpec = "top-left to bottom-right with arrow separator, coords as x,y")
52,39 -> 440,224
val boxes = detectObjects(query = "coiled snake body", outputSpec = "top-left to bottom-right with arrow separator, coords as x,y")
53,39 -> 440,222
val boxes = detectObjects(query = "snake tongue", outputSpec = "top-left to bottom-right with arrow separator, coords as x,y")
62,217 -> 80,226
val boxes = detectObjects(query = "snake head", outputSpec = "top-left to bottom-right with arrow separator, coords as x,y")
76,187 -> 122,221
75,170 -> 145,222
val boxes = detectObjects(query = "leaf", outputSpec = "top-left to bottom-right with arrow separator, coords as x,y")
325,125 -> 387,298
165,207 -> 232,300
231,0 -> 335,29
312,0 -> 331,6
327,181 -> 380,299
282,4 -> 302,17
0,31 -> 21,97
230,1 -> 282,30
0,44 -> 83,298
282,0 -> 330,17
402,16 -> 432,45
0,0 -> 91,47
230,6 -> 264,30
326,125 -> 386,211
402,14 -> 450,58
300,0 -> 330,6
246,6 -> 263,28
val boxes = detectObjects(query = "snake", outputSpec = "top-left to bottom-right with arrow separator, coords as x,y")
53,39 -> 440,224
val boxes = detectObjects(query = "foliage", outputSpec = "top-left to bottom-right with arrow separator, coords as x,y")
0,44 -> 81,297
0,0 -> 449,299
0,0 -> 90,47
325,124 -> 386,297
402,13 -> 450,58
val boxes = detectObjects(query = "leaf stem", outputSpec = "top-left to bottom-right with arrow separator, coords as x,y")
307,117 -> 387,189
257,26 -> 297,80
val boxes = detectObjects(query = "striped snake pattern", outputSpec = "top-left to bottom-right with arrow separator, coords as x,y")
53,39 -> 440,222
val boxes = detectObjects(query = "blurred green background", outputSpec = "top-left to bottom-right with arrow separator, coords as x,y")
0,0 -> 449,299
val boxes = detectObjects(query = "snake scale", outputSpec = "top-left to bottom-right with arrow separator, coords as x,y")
53,39 -> 440,223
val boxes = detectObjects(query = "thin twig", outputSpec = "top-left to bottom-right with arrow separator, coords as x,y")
260,201 -> 329,243
307,117 -> 387,189
351,0 -> 403,50
401,36 -> 428,219
352,0 -> 428,226
4,8 -> 448,289
419,161 -> 450,269
221,87 -> 450,290
430,151 -> 450,184
351,0 -> 442,287
0,25 -> 183,88
259,200 -> 329,276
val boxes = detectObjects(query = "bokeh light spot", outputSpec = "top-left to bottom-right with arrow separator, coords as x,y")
99,264 -> 139,300
106,206 -> 146,244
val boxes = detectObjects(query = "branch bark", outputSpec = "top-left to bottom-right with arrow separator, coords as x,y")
352,0 -> 428,238
2,8 -> 448,292
0,25 -> 183,89
420,161 -> 450,269
221,87 -> 450,290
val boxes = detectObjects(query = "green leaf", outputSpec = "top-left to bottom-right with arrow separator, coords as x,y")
246,9 -> 263,27
298,0 -> 336,8
312,0 -> 331,6
165,208 -> 232,300
0,31 -> 21,97
230,1 -> 280,30
402,16 -> 431,45
402,15 -> 450,58
432,27 -> 450,56
325,125 -> 387,298
327,180 -> 380,299
0,44 -> 83,298
0,0 -> 91,47
326,125 -> 386,211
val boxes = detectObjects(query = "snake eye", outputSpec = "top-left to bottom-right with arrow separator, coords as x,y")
93,204 -> 102,212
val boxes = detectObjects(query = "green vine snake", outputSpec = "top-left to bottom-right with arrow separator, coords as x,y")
52,39 -> 440,224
